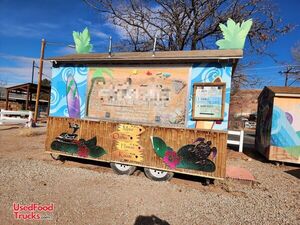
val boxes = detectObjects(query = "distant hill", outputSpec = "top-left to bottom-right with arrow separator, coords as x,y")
229,89 -> 262,129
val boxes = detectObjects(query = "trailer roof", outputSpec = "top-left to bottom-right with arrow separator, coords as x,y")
266,86 -> 300,95
47,49 -> 243,64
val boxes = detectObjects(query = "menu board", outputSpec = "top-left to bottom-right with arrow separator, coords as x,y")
192,83 -> 225,120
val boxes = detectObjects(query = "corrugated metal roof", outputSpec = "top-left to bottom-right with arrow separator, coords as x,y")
47,49 -> 243,63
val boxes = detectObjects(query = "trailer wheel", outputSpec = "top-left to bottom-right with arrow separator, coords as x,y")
144,168 -> 174,181
110,163 -> 136,175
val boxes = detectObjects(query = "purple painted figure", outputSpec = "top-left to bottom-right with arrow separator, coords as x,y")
66,76 -> 80,118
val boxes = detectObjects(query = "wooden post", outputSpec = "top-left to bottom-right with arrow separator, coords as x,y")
34,39 -> 46,122
239,130 -> 244,153
29,93 -> 32,111
26,85 -> 30,110
5,89 -> 9,110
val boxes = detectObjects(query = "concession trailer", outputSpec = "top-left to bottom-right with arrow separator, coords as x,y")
256,86 -> 300,164
45,49 -> 242,181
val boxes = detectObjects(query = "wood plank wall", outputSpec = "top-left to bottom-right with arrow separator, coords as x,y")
45,117 -> 228,179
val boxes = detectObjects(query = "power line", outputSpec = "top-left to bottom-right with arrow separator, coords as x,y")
237,64 -> 300,72
279,66 -> 300,86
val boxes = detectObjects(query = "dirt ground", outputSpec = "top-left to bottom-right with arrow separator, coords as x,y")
0,125 -> 299,225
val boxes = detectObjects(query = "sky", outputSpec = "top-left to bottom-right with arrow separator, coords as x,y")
0,0 -> 299,87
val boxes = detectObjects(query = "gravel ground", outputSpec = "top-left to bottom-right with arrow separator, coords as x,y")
0,126 -> 299,225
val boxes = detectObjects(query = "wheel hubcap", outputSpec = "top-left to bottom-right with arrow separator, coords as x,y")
149,169 -> 168,178
115,163 -> 132,171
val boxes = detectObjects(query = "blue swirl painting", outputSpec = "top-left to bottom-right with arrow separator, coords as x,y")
50,66 -> 88,118
188,63 -> 232,130
271,106 -> 300,158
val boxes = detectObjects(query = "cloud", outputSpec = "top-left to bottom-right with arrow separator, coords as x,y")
77,18 -> 92,26
0,53 -> 39,65
0,53 -> 52,86
90,30 -> 109,39
0,21 -> 60,38
103,22 -> 127,38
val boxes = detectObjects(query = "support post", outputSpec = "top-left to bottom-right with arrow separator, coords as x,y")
34,39 -> 46,122
26,85 -> 30,110
0,109 -> 3,125
29,93 -> 32,111
239,130 -> 244,153
5,89 -> 9,110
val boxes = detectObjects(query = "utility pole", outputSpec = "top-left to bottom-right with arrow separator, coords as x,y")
279,66 -> 293,87
34,39 -> 46,123
280,66 -> 300,87
31,60 -> 35,83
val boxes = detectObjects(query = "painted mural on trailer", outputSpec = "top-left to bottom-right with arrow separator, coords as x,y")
188,63 -> 232,130
86,66 -> 189,127
50,63 -> 233,131
50,123 -> 107,158
151,136 -> 217,172
50,66 -> 88,118
271,98 -> 300,159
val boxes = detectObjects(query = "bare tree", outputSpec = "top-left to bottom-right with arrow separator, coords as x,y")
84,0 -> 293,89
84,0 -> 292,53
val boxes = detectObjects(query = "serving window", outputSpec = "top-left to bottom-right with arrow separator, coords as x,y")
192,83 -> 226,121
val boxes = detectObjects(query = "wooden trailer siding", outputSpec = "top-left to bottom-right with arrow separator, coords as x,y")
45,117 -> 228,179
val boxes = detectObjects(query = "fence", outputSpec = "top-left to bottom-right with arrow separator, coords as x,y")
0,109 -> 33,127
227,130 -> 244,153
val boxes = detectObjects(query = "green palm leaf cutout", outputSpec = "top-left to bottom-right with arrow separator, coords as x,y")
73,27 -> 93,54
216,18 -> 252,49
151,136 -> 170,158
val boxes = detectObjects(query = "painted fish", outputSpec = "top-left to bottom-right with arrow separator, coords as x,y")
66,76 -> 80,118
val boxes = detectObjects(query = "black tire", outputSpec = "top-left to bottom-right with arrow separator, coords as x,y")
50,153 -> 64,161
144,168 -> 174,181
204,178 -> 213,186
110,163 -> 137,175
